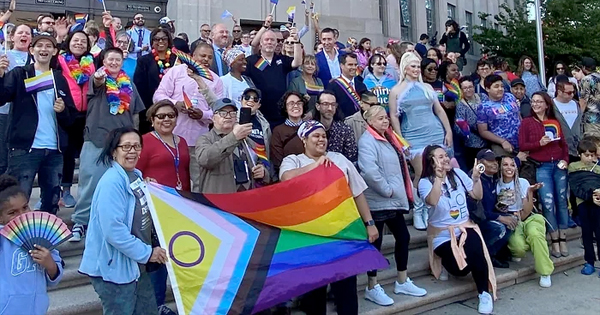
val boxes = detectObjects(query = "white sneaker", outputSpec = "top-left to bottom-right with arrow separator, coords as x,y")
69,224 -> 85,242
539,275 -> 552,288
512,257 -> 522,262
394,277 -> 427,296
34,199 -> 42,210
413,209 -> 427,230
422,206 -> 429,228
439,267 -> 449,281
478,291 -> 493,314
364,284 -> 394,306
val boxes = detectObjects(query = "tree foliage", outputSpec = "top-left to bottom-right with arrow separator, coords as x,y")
473,0 -> 600,73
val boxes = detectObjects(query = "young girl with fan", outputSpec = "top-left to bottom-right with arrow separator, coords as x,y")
0,174 -> 63,315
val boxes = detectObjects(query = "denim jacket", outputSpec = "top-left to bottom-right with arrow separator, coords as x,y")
78,161 -> 152,284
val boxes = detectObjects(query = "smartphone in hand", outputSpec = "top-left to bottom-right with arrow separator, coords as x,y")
239,107 -> 252,125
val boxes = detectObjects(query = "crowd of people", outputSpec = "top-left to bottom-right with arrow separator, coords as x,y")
0,2 -> 600,315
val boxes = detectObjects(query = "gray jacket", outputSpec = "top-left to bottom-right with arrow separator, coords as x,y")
553,100 -> 583,157
357,129 -> 410,212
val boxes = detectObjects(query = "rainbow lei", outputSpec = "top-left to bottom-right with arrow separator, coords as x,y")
63,53 -> 94,85
105,70 -> 133,115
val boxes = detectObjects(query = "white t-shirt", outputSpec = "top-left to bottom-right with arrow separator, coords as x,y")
496,178 -> 530,212
553,99 -> 578,129
279,151 -> 368,197
221,74 -> 250,109
418,168 -> 473,249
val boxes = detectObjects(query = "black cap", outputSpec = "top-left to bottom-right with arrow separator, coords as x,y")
582,57 -> 596,69
242,87 -> 262,100
510,78 -> 525,87
476,149 -> 496,162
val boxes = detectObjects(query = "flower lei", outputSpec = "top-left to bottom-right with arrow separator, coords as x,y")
153,49 -> 172,79
63,53 -> 94,85
105,69 -> 133,115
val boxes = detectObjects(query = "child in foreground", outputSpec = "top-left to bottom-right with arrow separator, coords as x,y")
0,174 -> 63,315
568,138 -> 600,276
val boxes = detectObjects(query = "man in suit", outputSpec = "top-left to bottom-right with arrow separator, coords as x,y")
315,27 -> 345,85
126,13 -> 151,60
210,23 -> 230,76
326,53 -> 367,118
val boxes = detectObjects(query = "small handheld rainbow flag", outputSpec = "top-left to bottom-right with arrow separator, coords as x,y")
171,48 -> 213,81
444,78 -> 462,102
287,6 -> 296,22
255,57 -> 269,71
0,211 -> 72,251
182,88 -> 193,109
74,13 -> 88,24
24,70 -> 54,93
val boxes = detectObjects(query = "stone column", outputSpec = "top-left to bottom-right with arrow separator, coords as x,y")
168,0 -> 211,42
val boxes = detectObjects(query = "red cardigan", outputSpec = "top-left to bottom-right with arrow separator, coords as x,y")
518,117 -> 569,163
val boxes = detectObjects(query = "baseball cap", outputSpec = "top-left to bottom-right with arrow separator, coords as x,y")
476,149 -> 496,162
31,32 -> 57,47
582,57 -> 596,69
242,87 -> 262,100
279,25 -> 290,33
510,78 -> 525,87
159,16 -> 174,24
212,98 -> 237,112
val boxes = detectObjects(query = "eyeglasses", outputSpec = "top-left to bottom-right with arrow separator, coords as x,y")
372,62 -> 387,66
216,110 -> 237,118
318,102 -> 337,108
154,113 -> 177,120
462,86 -> 475,90
243,95 -> 260,102
286,101 -> 304,108
118,144 -> 142,152
116,40 -> 129,45
426,67 -> 438,72
153,37 -> 168,42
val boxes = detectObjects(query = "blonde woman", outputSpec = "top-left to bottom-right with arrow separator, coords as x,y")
388,52 -> 453,230
288,54 -> 324,112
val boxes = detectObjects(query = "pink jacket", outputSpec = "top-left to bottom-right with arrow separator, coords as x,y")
58,54 -> 95,112
153,64 -> 224,146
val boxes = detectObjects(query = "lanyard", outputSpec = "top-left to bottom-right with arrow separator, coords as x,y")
153,131 -> 182,190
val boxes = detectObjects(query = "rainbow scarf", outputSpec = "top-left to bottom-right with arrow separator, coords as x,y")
334,77 -> 360,111
444,78 -> 462,102
105,70 -> 133,115
63,53 -> 94,85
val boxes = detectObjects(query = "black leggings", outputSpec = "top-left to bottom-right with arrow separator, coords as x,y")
301,276 -> 358,315
367,212 -> 410,277
61,114 -> 86,187
433,228 -> 489,294
579,201 -> 600,265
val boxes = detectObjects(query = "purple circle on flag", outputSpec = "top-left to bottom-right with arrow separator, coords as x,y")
168,231 -> 205,268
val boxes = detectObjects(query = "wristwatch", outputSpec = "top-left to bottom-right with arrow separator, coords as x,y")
364,219 -> 375,227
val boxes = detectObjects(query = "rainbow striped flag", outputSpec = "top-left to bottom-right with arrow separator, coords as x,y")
147,165 -> 387,314
74,13 -> 88,24
24,70 -> 54,93
182,89 -> 193,109
254,57 -> 269,71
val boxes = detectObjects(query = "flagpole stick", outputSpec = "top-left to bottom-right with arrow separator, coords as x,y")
270,4 -> 276,17
102,0 -> 107,13
51,69 -> 58,99
243,140 -> 257,167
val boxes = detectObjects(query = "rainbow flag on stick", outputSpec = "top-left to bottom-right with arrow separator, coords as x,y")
24,70 -> 54,93
74,13 -> 88,24
147,165 -> 388,314
182,89 -> 193,109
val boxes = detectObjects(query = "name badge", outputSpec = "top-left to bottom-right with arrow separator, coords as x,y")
276,59 -> 283,66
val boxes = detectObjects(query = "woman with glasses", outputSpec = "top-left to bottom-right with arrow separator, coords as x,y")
418,145 -> 495,315
79,127 -> 168,315
363,54 -> 397,111
519,92 -> 570,258
270,91 -> 309,175
288,55 -> 324,113
547,62 -> 578,98
134,27 -> 178,133
221,48 -> 255,109
455,76 -> 487,170
516,55 -> 546,98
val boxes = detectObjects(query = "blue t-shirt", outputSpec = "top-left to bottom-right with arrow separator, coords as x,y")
476,92 -> 521,148
32,71 -> 58,150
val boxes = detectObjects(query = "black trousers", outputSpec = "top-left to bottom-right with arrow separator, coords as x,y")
302,276 -> 358,315
367,211 -> 410,277
434,228 -> 489,294
61,114 -> 86,187
579,201 -> 600,265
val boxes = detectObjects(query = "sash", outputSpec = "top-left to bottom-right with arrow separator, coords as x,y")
334,77 -> 361,111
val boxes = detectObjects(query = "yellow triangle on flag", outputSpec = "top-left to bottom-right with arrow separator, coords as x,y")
151,196 -> 221,315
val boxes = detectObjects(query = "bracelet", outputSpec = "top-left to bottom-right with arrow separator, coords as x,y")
8,9 -> 13,13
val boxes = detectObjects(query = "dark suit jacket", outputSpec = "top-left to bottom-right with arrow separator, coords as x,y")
327,75 -> 367,118
210,46 -> 229,76
315,50 -> 346,85
133,52 -> 178,109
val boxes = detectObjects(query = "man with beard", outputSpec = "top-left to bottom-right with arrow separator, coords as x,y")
244,29 -> 302,127
126,13 -> 151,60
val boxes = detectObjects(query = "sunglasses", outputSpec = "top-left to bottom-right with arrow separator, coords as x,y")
285,41 -> 295,45
372,62 -> 386,66
154,113 -> 177,119
426,67 -> 438,72
243,95 -> 260,102
153,37 -> 168,42
233,30 -> 242,33
277,39 -> 285,43
556,67 -> 565,70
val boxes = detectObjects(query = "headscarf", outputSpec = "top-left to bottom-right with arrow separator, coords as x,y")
297,120 -> 325,139
223,48 -> 245,67
399,52 -> 424,83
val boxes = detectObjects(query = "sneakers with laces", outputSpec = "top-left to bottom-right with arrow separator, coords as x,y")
364,284 -> 394,306
478,291 -> 493,314
539,275 -> 552,288
158,304 -> 177,315
394,277 -> 427,296
62,191 -> 77,208
69,224 -> 86,242
439,267 -> 449,281
581,263 -> 595,275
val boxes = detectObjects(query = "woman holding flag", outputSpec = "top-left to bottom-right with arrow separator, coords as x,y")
0,33 -> 76,215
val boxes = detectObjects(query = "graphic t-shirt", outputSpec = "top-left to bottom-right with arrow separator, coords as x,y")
543,119 -> 562,141
476,93 -> 521,148
496,177 -> 530,212
418,169 -> 473,249
127,171 -> 152,248
553,99 -> 578,129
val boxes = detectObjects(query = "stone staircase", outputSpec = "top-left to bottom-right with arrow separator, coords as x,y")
44,189 -> 585,315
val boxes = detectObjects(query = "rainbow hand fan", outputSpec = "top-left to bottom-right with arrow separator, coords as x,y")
0,212 -> 72,252
171,48 -> 214,81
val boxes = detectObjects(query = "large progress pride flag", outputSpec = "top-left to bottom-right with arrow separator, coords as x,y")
147,165 -> 388,314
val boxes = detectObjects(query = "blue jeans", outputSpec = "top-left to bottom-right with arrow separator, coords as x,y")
536,161 -> 569,232
90,272 -> 158,315
7,148 -> 63,214
479,219 -> 513,257
148,264 -> 167,306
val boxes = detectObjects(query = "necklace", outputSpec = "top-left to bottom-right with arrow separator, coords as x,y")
63,53 -> 94,85
105,70 -> 133,115
153,49 -> 172,79
153,131 -> 182,190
